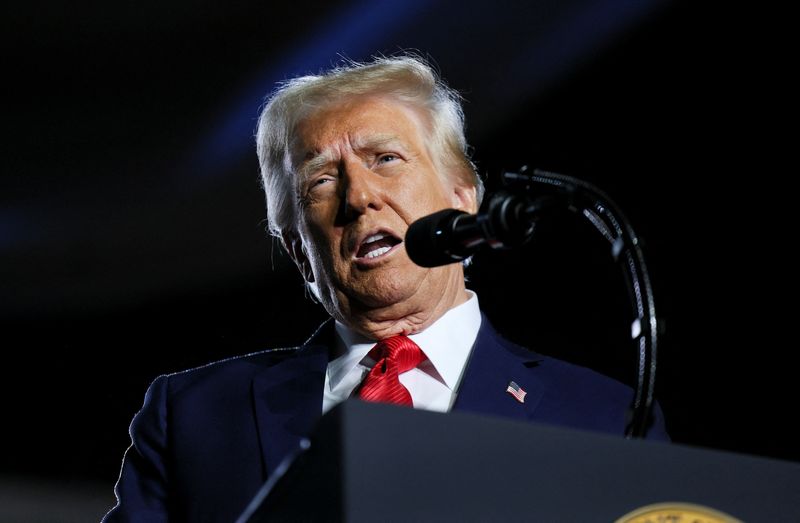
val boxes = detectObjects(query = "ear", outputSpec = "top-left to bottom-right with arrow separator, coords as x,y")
451,183 -> 478,214
281,230 -> 315,283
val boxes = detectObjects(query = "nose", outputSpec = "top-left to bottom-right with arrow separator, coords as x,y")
341,160 -> 383,218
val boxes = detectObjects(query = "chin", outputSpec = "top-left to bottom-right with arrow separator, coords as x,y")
352,275 -> 422,310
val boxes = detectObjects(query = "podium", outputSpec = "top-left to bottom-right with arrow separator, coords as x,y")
239,401 -> 800,522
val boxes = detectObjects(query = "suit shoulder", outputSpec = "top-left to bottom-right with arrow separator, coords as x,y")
150,321 -> 333,399
159,346 -> 303,395
485,323 -> 668,439
495,334 -> 632,399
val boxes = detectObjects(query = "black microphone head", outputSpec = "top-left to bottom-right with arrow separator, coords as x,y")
405,208 -> 468,268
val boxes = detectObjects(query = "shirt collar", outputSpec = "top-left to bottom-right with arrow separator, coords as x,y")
326,330 -> 373,392
330,291 -> 482,391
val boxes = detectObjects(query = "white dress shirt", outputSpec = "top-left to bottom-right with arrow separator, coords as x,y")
322,291 -> 482,414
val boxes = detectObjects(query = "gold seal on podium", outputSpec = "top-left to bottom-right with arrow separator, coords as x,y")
616,502 -> 743,523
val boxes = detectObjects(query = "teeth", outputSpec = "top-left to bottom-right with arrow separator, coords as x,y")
365,246 -> 391,259
363,233 -> 388,244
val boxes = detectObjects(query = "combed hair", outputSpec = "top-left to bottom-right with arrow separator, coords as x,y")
255,54 -> 484,238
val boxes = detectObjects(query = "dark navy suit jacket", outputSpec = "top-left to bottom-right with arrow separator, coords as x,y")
104,316 -> 668,522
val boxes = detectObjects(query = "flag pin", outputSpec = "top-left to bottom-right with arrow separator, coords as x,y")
506,381 -> 526,403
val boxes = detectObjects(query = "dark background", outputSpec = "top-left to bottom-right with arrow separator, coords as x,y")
1,0 -> 794,519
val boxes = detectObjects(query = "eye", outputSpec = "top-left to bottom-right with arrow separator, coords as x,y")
377,153 -> 399,164
303,175 -> 336,199
313,177 -> 334,193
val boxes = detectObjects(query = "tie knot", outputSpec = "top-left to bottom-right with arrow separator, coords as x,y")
369,335 -> 425,373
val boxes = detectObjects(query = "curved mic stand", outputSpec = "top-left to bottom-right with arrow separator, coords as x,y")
503,166 -> 659,439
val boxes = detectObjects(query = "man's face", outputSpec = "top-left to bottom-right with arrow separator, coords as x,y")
286,95 -> 476,335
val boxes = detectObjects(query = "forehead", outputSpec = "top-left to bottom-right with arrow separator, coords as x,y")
290,96 -> 430,164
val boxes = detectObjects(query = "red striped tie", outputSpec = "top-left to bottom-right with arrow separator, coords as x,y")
357,335 -> 425,406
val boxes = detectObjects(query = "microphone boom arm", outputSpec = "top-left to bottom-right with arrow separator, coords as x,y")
505,167 -> 659,439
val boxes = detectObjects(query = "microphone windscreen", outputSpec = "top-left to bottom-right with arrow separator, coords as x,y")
404,209 -> 466,268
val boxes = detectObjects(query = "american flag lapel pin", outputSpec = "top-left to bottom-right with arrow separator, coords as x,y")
506,381 -> 526,403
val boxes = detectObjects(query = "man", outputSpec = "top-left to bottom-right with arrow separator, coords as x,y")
104,55 -> 668,521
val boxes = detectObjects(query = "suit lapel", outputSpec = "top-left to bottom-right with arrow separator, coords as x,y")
452,317 -> 544,421
251,323 -> 332,478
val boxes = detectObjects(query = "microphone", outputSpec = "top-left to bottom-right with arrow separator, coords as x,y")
405,191 -> 559,267
405,166 -> 660,438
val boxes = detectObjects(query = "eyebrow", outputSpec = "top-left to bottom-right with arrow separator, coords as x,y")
354,133 -> 404,151
299,151 -> 336,180
297,133 -> 406,179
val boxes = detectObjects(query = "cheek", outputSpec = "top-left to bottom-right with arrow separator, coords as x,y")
301,204 -> 333,237
303,223 -> 343,269
397,172 -> 447,207
414,180 -> 452,212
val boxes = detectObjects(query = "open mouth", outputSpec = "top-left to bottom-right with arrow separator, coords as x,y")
355,232 -> 402,260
